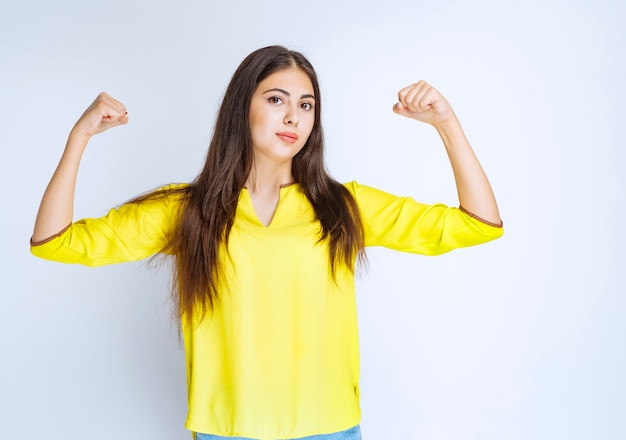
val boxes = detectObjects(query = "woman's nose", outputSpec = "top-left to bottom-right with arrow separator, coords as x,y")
284,106 -> 299,127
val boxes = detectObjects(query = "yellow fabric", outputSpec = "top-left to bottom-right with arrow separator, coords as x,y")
31,181 -> 503,438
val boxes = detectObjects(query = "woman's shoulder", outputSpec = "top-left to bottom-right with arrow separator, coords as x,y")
130,182 -> 190,205
123,182 -> 191,224
341,180 -> 397,201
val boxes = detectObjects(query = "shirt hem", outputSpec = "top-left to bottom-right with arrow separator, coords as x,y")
459,205 -> 503,228
30,223 -> 72,246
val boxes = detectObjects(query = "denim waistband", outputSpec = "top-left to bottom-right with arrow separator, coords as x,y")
195,424 -> 362,440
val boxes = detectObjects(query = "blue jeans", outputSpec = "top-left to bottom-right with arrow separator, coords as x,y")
195,425 -> 362,440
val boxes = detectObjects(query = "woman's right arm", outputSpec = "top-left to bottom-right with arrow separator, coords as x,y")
31,93 -> 128,243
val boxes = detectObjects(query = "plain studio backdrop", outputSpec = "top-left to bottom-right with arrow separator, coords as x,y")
1,0 -> 624,439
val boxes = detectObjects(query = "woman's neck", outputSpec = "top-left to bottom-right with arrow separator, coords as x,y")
245,159 -> 294,195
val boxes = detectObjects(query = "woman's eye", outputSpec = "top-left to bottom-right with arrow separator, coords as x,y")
268,96 -> 283,104
301,102 -> 313,110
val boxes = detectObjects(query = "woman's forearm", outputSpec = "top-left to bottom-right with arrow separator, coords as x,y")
393,81 -> 501,226
435,117 -> 501,226
31,133 -> 90,243
31,92 -> 128,243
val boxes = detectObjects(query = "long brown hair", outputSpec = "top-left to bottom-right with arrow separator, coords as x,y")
147,46 -> 365,321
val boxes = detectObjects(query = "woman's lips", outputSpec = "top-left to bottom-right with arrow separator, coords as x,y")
276,132 -> 298,143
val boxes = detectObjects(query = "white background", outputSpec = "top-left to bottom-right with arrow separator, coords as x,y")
1,0 -> 624,439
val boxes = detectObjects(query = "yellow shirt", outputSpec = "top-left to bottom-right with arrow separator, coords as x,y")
31,181 -> 503,438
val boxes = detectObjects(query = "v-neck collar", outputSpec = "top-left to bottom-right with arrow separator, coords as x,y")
239,183 -> 299,228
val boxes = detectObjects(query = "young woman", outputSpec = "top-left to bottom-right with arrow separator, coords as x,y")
31,45 -> 503,439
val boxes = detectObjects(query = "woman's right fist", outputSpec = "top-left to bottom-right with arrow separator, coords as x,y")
71,92 -> 128,138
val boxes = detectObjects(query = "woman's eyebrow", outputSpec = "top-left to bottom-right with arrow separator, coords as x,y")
263,88 -> 316,100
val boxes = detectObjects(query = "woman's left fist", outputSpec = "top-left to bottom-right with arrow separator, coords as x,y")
393,80 -> 455,127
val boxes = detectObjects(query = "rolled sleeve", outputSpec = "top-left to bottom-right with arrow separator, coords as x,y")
345,181 -> 503,255
30,185 -> 184,266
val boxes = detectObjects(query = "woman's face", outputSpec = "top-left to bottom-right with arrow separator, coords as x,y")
249,67 -> 316,166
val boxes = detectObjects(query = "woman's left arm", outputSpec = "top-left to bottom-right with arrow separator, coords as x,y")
393,81 -> 502,226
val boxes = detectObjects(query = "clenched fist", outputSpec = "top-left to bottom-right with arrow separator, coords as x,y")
393,81 -> 456,127
71,92 -> 129,138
